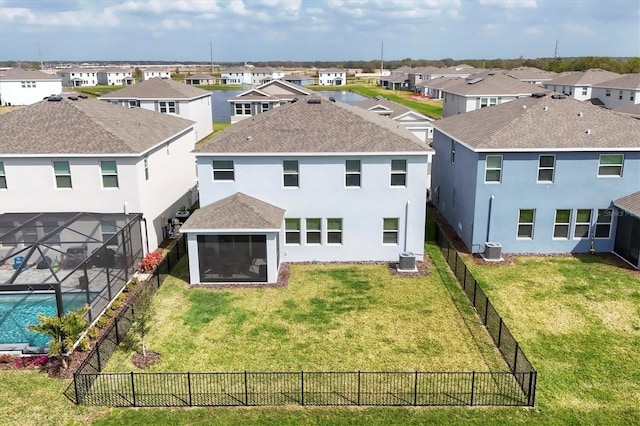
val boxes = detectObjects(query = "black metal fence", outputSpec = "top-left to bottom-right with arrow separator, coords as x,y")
433,224 -> 536,404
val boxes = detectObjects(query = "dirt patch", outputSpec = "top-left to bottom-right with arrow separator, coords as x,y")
132,351 -> 161,369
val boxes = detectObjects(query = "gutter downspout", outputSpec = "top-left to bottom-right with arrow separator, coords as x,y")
404,199 -> 410,252
486,194 -> 495,243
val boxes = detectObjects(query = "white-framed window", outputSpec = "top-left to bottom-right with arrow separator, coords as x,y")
345,159 -> 361,187
128,100 -> 139,108
212,160 -> 234,181
517,209 -> 535,239
605,89 -> 611,97
595,209 -> 613,238
53,161 -> 72,188
383,218 -> 399,244
261,103 -> 270,112
553,209 -> 571,239
630,92 -> 635,101
484,155 -> 502,183
144,157 -> 149,181
100,161 -> 119,188
618,90 -> 623,100
537,155 -> 555,183
0,162 -> 6,189
390,159 -> 407,186
283,160 -> 299,187
101,222 -> 118,245
450,140 -> 455,164
598,154 -> 623,177
574,209 -> 592,239
234,103 -> 251,115
480,97 -> 497,108
326,218 -> 343,244
306,218 -> 321,244
285,218 -> 301,244
581,87 -> 588,96
158,101 -> 177,113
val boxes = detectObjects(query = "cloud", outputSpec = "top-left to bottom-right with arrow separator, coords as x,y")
115,0 -> 222,14
479,0 -> 537,8
159,18 -> 192,30
0,5 -> 120,27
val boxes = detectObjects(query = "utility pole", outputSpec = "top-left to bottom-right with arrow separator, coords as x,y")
210,41 -> 214,75
380,40 -> 384,81
554,39 -> 559,59
38,43 -> 43,70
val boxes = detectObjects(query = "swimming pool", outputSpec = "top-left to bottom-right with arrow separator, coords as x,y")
0,292 -> 91,347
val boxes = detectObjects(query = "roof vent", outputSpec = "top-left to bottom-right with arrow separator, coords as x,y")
578,111 -> 583,117
78,94 -> 88,99
586,129 -> 591,135
307,98 -> 321,104
551,94 -> 566,99
247,135 -> 253,141
543,106 -> 548,111
291,97 -> 298,103
67,95 -> 78,101
47,95 -> 62,102
329,97 -> 336,102
531,93 -> 546,98
467,77 -> 483,85
522,105 -> 527,109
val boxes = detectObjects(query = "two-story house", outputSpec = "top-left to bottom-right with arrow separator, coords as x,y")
96,68 -> 135,86
181,95 -> 433,284
415,76 -> 462,99
543,68 -> 621,102
0,69 -> 62,106
99,78 -> 213,142
318,69 -> 347,86
590,73 -> 640,110
142,68 -> 171,80
220,67 -> 285,85
355,96 -> 435,142
0,96 -> 198,252
506,67 -> 558,85
57,68 -> 100,87
431,93 -> 640,269
185,73 -> 217,85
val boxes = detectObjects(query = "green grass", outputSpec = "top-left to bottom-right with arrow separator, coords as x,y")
72,86 -> 125,97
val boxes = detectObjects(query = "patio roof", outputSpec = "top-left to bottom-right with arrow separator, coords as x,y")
614,191 -> 640,218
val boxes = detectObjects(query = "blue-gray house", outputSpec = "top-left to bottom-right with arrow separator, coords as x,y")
431,92 -> 640,269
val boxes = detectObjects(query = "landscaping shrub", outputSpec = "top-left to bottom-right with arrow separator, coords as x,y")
139,250 -> 163,273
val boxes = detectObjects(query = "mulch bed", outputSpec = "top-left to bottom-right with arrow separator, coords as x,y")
132,351 -> 161,369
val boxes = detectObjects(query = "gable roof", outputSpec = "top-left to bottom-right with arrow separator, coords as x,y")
355,96 -> 429,121
434,93 -> 640,151
195,94 -> 432,154
416,76 -> 463,89
319,68 -> 345,74
0,96 -> 194,155
283,74 -> 314,81
99,77 -> 210,100
614,192 -> 640,218
443,72 -> 548,96
181,192 -> 285,230
229,79 -> 311,102
0,69 -> 61,81
591,73 -> 640,90
545,69 -> 621,86
506,67 -> 558,81
612,103 -> 640,118
185,73 -> 215,80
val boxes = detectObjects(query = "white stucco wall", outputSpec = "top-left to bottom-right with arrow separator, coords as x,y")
0,80 -> 62,105
591,87 -> 639,109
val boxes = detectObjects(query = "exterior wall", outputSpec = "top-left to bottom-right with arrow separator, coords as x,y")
229,100 -> 280,124
0,80 -> 62,105
143,70 -> 171,80
591,87 -> 639,109
58,71 -> 99,87
319,72 -> 347,86
97,71 -> 133,86
196,154 -> 428,262
443,93 -> 521,117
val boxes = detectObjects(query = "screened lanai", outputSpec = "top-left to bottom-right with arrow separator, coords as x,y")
0,212 -> 143,351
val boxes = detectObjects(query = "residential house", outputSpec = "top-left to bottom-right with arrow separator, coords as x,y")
0,96 -> 198,252
415,76 -> 463,99
57,68 -> 100,87
431,93 -> 640,269
181,94 -> 433,284
99,78 -> 213,142
318,68 -> 347,86
506,67 -> 558,85
185,73 -> 217,85
380,73 -> 410,90
590,73 -> 640,110
543,68 -> 621,101
96,68 -> 135,86
282,74 -> 315,86
142,68 -> 171,80
220,67 -> 285,85
227,79 -> 311,124
0,69 -> 62,106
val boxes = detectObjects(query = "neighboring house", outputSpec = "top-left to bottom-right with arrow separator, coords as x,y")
318,68 -> 347,86
506,67 -> 558,85
184,73 -> 216,85
57,68 -> 100,87
611,103 -> 640,119
543,68 -> 621,101
441,71 -> 549,117
431,93 -> 640,269
181,94 -> 433,284
380,73 -> 409,90
220,67 -> 285,85
355,96 -> 435,142
228,79 -> 311,124
282,74 -> 315,86
0,69 -> 62,106
99,78 -> 213,142
0,96 -> 198,252
415,76 -> 462,99
142,68 -> 171,80
96,68 -> 135,86
590,73 -> 640,110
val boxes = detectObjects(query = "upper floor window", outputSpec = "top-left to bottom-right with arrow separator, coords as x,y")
261,103 -> 270,112
605,89 -> 611,97
285,219 -> 301,244
538,155 -> 555,183
100,161 -> 119,188
283,160 -> 299,187
306,218 -> 321,244
0,162 -> 6,189
327,218 -> 343,244
517,209 -> 535,239
480,97 -> 497,108
484,155 -> 502,183
213,160 -> 234,181
574,209 -> 592,239
383,218 -> 399,244
158,101 -> 177,113
345,160 -> 361,187
618,90 -> 623,100
53,161 -> 72,188
390,159 -> 407,187
450,140 -> 455,164
595,209 -> 613,238
553,209 -> 571,239
581,87 -> 588,96
144,157 -> 149,181
598,154 -> 623,177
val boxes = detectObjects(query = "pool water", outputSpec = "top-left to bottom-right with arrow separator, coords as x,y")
0,293 -> 90,347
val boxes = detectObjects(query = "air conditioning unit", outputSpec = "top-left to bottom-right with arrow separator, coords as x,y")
398,252 -> 416,271
484,242 -> 503,261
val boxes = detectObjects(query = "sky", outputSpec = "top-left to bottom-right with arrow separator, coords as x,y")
0,0 -> 638,63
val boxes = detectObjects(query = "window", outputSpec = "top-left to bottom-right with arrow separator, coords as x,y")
327,218 -> 343,244
261,103 -> 270,112
234,103 -> 251,115
574,209 -> 592,239
517,209 -> 535,239
581,87 -> 588,96
0,162 -> 6,189
283,160 -> 299,187
598,154 -> 623,177
23,226 -> 38,244
43,222 -> 61,244
450,140 -> 456,164
306,218 -> 321,244
537,155 -> 555,183
630,92 -> 635,101
101,223 -> 118,245
553,209 -> 571,239
345,160 -> 361,187
144,157 -> 149,181
383,218 -> 399,244
158,101 -> 177,113
595,209 -> 613,238
484,155 -> 502,183
285,219 -> 301,244
128,100 -> 139,108
213,160 -> 234,181
480,97 -> 497,108
53,161 -> 72,188
100,161 -> 119,188
618,90 -> 623,100
605,89 -> 611,97
390,159 -> 407,186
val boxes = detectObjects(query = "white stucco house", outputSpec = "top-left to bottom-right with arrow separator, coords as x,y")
220,67 -> 285,85
57,68 -> 100,87
318,68 -> 347,86
228,79 -> 311,123
181,94 -> 433,284
0,95 -> 198,252
590,73 -> 640,110
543,68 -> 621,102
99,78 -> 213,142
97,68 -> 135,86
142,68 -> 171,80
0,69 -> 62,106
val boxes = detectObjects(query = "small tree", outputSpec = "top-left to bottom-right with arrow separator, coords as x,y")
131,286 -> 155,357
28,305 -> 89,369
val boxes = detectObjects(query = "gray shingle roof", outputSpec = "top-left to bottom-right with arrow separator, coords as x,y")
99,77 -> 210,100
195,94 -> 432,154
545,69 -> 621,86
444,72 -> 548,96
416,76 -> 463,89
0,69 -> 61,81
592,73 -> 640,90
614,191 -> 640,217
0,97 -> 194,155
356,96 -> 420,120
319,68 -> 345,73
434,93 -> 640,151
613,103 -> 640,118
185,73 -> 215,80
506,67 -> 558,81
181,192 -> 285,230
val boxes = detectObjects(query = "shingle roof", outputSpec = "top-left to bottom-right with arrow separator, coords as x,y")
591,73 -> 640,90
545,68 -> 621,86
185,73 -> 215,80
380,74 -> 409,83
0,69 -> 61,81
356,96 -> 417,120
195,94 -> 432,154
614,192 -> 640,218
434,93 -> 640,151
416,76 -> 463,89
283,74 -> 314,81
444,72 -> 548,96
612,103 -> 640,118
99,77 -> 210,100
0,97 -> 194,155
181,192 -> 285,230
319,68 -> 345,73
506,67 -> 558,81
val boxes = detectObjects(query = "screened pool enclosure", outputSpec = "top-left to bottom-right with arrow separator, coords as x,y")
0,212 -> 143,352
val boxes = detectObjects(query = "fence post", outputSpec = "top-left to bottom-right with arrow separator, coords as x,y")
115,318 -> 120,344
484,297 -> 489,325
527,371 -> 534,406
187,372 -> 192,407
301,371 -> 305,406
470,371 -> 475,406
357,371 -> 361,406
473,281 -> 477,307
130,372 -> 136,407
73,373 -> 80,405
454,254 -> 458,275
96,344 -> 102,372
497,318 -> 503,347
513,342 -> 519,372
413,371 -> 418,406
244,371 -> 248,406
463,265 -> 467,290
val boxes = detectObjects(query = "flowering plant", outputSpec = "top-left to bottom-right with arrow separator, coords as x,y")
15,355 -> 49,368
139,249 -> 163,273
